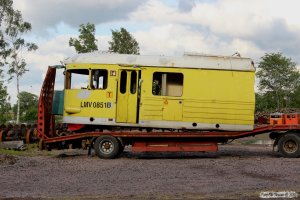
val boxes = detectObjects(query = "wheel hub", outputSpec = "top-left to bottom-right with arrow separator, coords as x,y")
101,141 -> 113,154
283,140 -> 298,153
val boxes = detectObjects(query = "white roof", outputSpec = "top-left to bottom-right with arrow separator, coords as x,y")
64,52 -> 255,71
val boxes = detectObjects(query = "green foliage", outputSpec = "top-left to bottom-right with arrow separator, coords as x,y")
0,81 -> 8,105
257,53 -> 300,110
0,0 -> 14,67
0,81 -> 10,124
0,144 -> 55,157
13,91 -> 38,122
1,4 -> 38,79
255,92 -> 276,112
290,85 -> 300,108
0,0 -> 38,124
0,1 -> 13,118
109,27 -> 140,54
69,23 -> 98,53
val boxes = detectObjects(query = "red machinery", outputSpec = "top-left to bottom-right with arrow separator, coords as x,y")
270,113 -> 300,125
37,67 -> 300,159
0,124 -> 39,144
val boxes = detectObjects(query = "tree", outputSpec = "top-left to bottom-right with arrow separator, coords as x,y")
69,23 -> 98,53
109,27 -> 139,54
1,2 -> 38,124
13,91 -> 38,122
0,0 -> 13,117
0,81 -> 10,124
255,92 -> 277,112
290,85 -> 300,109
257,53 -> 300,110
0,0 -> 14,67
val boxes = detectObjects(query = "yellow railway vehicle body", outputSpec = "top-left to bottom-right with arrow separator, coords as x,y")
62,53 -> 255,131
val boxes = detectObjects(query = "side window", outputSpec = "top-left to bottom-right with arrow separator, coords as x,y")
65,69 -> 89,89
120,70 -> 127,94
91,69 -> 108,89
130,71 -> 137,94
152,72 -> 183,97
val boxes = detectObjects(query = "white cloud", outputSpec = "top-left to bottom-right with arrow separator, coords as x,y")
5,0 -> 300,104
135,24 -> 264,60
13,0 -> 145,34
130,0 -> 300,38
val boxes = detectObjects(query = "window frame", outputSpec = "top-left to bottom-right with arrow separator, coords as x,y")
65,69 -> 90,90
152,72 -> 184,97
90,69 -> 108,90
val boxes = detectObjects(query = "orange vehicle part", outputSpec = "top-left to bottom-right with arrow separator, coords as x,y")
68,124 -> 85,132
285,113 -> 300,125
270,113 -> 285,125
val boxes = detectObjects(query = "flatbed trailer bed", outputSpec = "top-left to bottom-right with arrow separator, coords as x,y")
42,125 -> 300,143
38,124 -> 300,159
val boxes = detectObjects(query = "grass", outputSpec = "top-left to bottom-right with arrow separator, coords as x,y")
0,143 -> 55,157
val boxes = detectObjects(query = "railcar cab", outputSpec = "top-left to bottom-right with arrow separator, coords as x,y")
61,64 -> 141,131
51,52 -> 255,132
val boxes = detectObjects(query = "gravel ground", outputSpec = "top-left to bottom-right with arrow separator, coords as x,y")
0,144 -> 299,200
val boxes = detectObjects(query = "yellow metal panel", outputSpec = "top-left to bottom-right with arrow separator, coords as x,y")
162,99 -> 183,121
140,97 -> 163,120
64,89 -> 116,118
139,67 -> 255,127
116,91 -> 128,122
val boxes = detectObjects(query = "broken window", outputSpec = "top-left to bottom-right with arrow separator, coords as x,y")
152,72 -> 183,97
130,71 -> 137,94
120,70 -> 127,94
65,69 -> 89,89
91,69 -> 108,89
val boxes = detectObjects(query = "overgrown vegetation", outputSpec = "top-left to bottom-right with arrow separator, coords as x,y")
256,53 -> 300,113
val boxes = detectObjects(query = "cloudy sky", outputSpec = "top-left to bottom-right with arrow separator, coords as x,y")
7,0 -> 300,103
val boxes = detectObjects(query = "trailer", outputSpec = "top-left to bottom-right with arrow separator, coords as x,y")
37,53 -> 300,159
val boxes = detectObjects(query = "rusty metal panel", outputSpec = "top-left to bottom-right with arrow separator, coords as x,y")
132,141 -> 218,152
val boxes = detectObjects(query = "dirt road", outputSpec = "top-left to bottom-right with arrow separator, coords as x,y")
0,144 -> 299,200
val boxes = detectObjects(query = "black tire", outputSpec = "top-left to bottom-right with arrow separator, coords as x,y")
94,135 -> 120,159
278,134 -> 300,158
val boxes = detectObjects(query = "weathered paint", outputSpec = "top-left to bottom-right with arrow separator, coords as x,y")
62,53 -> 255,131
64,52 -> 254,72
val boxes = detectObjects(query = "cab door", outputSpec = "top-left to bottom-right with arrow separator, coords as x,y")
116,70 -> 139,123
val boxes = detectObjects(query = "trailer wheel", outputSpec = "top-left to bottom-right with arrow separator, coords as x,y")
94,135 -> 120,159
278,134 -> 300,158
